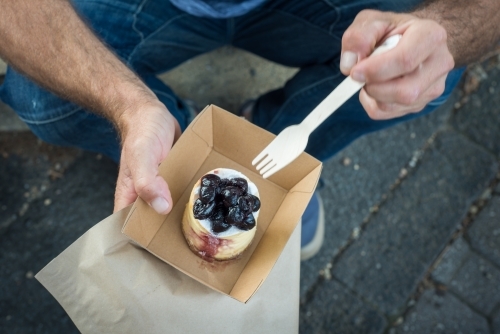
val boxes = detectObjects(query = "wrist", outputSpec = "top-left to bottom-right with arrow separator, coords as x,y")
104,80 -> 160,137
112,84 -> 182,145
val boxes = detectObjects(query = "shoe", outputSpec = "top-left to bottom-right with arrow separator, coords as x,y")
300,191 -> 325,261
238,99 -> 256,122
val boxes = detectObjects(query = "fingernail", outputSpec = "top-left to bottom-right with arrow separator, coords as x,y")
150,197 -> 170,214
340,51 -> 358,72
351,71 -> 366,83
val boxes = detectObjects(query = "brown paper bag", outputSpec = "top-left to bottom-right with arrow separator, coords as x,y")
36,207 -> 300,333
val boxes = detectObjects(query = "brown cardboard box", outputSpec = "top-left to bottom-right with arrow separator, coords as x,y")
122,105 -> 322,303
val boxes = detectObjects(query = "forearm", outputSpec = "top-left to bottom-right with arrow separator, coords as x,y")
0,0 -> 156,133
412,0 -> 500,67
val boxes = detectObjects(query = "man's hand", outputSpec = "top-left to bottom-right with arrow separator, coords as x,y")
340,0 -> 500,120
114,100 -> 181,214
339,10 -> 455,120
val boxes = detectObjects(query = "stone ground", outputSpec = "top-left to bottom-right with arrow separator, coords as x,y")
1,49 -> 500,333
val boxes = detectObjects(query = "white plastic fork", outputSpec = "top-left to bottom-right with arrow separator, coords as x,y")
252,34 -> 402,178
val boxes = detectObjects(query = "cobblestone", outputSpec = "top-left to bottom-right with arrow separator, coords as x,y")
448,251 -> 500,315
301,105 -> 453,298
300,280 -> 386,334
493,308 -> 500,334
432,238 -> 470,283
333,130 -> 498,314
468,196 -> 500,268
450,65 -> 500,158
393,289 -> 489,334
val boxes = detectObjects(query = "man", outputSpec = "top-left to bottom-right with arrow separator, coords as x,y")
0,0 -> 498,260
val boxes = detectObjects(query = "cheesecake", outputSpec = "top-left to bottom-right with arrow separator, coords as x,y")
182,168 -> 260,261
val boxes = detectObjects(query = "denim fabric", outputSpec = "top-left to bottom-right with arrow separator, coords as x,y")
0,0 -> 464,164
169,0 -> 267,18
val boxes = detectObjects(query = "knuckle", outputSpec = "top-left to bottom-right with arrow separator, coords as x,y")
411,105 -> 425,113
134,177 -> 153,195
397,88 -> 420,105
398,50 -> 418,72
377,102 -> 393,112
433,25 -> 448,44
342,29 -> 367,47
357,9 -> 377,19
445,54 -> 455,71
431,84 -> 445,100
365,106 -> 383,120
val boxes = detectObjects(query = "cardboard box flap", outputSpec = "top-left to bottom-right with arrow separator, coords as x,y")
289,164 -> 323,193
230,190 -> 312,302
191,105 -> 214,148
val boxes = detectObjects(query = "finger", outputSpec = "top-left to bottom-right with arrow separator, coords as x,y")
364,47 -> 452,105
360,88 -> 424,120
352,21 -> 449,83
128,138 -> 173,215
360,76 -> 446,120
340,10 -> 395,75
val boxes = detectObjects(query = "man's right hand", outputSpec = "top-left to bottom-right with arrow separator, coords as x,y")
113,99 -> 181,214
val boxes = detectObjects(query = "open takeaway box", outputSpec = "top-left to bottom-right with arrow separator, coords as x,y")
122,105 -> 322,303
35,105 -> 322,333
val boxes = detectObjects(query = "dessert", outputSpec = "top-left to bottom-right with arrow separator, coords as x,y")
182,168 -> 260,261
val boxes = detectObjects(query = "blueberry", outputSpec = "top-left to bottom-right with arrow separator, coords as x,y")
222,186 -> 243,208
218,178 -> 229,189
228,177 -> 248,193
193,199 -> 215,219
226,207 -> 245,225
212,220 -> 231,233
201,174 -> 221,187
199,185 -> 216,203
210,204 -> 227,224
236,213 -> 256,231
238,195 -> 254,215
250,195 -> 260,212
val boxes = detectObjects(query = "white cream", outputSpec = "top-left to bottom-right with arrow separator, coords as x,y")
193,168 -> 260,237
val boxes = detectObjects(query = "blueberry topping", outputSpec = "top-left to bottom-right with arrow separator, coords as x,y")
250,195 -> 260,212
194,173 -> 259,233
228,177 -> 248,193
193,199 -> 215,219
226,207 -> 245,225
238,195 -> 254,215
218,178 -> 229,189
236,213 -> 256,231
201,174 -> 221,187
210,204 -> 227,225
199,185 -> 216,203
212,219 -> 231,233
222,186 -> 243,208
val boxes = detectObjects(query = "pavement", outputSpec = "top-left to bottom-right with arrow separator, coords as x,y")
1,49 -> 500,333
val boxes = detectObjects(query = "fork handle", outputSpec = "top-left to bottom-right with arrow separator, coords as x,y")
300,34 -> 402,133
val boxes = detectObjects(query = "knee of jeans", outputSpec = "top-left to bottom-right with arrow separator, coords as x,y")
0,68 -> 80,126
24,111 -> 121,162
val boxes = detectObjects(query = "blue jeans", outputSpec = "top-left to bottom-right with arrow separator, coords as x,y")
0,0 -> 464,163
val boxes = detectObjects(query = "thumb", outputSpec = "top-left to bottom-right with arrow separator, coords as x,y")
340,10 -> 395,75
136,174 -> 172,215
129,144 -> 173,215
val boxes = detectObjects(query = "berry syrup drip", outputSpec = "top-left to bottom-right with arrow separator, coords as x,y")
193,174 -> 260,233
196,232 -> 229,262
